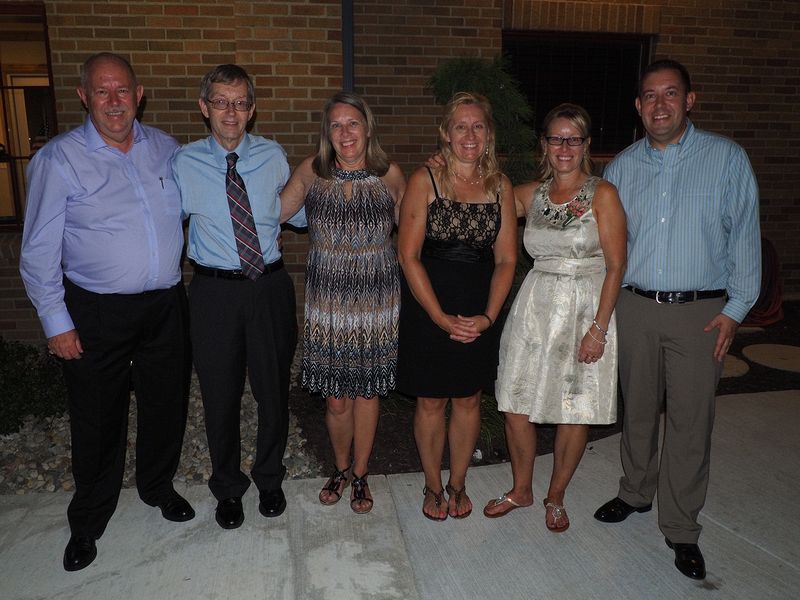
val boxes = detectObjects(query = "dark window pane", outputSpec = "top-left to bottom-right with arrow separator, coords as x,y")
503,31 -> 651,154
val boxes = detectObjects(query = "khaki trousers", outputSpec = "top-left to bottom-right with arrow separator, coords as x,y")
616,288 -> 725,543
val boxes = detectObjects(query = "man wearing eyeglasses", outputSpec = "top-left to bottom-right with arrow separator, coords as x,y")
594,59 -> 760,580
173,64 -> 306,530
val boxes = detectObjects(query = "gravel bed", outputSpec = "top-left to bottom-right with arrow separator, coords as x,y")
0,366 -> 324,496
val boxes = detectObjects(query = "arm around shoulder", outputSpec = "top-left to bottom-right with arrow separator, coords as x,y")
397,167 -> 433,268
592,180 -> 627,274
280,155 -> 316,223
384,162 -> 406,201
512,180 -> 540,219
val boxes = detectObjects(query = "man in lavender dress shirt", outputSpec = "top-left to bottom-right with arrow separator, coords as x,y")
20,53 -> 194,572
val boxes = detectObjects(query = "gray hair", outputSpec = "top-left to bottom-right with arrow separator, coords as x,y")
200,64 -> 255,104
80,52 -> 138,91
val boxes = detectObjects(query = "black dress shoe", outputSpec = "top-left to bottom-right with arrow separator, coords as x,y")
63,535 -> 97,572
158,493 -> 195,522
594,497 -> 652,523
666,539 -> 706,580
259,488 -> 287,518
215,497 -> 244,529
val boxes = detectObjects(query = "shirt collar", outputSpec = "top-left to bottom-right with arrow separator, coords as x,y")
83,115 -> 144,153
644,118 -> 695,156
208,133 -> 251,164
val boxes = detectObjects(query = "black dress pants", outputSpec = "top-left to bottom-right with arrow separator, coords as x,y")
62,278 -> 189,539
188,268 -> 297,501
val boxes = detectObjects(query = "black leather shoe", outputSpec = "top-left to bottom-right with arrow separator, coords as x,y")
666,539 -> 706,579
594,497 -> 652,523
215,497 -> 244,529
63,535 -> 97,572
158,493 -> 195,522
259,488 -> 286,518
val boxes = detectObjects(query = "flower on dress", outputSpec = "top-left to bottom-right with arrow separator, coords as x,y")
561,197 -> 589,229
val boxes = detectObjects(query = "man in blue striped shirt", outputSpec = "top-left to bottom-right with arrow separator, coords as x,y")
594,59 -> 760,580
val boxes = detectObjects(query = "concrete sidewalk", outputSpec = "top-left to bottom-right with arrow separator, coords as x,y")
1,390 -> 798,600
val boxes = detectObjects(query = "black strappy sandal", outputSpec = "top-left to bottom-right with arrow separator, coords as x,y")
446,482 -> 472,519
422,485 -> 447,521
350,473 -> 373,514
319,464 -> 350,506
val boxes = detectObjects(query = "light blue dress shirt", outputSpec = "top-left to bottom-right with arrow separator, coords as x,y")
604,120 -> 761,323
19,117 -> 183,338
173,133 -> 306,269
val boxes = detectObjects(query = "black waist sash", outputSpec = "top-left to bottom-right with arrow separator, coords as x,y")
421,238 -> 493,263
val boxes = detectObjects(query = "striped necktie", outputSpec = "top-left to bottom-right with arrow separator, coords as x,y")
225,152 -> 265,280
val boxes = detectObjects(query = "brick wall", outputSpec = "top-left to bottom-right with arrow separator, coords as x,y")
3,0 -> 799,344
3,0 -> 343,343
353,0 -> 503,172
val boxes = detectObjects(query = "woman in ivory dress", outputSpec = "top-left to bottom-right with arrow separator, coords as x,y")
482,103 -> 626,531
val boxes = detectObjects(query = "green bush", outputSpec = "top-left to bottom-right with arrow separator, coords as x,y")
0,337 -> 67,434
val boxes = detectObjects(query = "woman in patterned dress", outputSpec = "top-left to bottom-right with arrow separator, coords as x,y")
280,91 -> 405,513
397,93 -> 517,520
482,103 -> 627,531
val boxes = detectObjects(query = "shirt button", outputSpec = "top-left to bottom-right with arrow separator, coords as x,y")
662,192 -> 667,197
661,217 -> 666,223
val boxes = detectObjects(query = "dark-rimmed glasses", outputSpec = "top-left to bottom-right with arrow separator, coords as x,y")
545,136 -> 586,147
206,98 -> 253,112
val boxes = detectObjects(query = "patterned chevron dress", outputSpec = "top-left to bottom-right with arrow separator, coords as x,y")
301,167 -> 400,399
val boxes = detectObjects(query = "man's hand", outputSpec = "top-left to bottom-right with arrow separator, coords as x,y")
703,313 -> 739,362
48,329 -> 83,360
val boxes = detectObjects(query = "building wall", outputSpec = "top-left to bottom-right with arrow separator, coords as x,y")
2,0 -> 798,343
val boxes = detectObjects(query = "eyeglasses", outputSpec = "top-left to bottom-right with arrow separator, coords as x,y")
206,98 -> 253,112
544,136 -> 586,147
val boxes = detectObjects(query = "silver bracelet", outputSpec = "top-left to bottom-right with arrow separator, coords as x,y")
592,319 -> 608,335
588,329 -> 607,345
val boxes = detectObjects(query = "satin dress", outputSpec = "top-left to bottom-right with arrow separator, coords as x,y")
495,176 -> 617,424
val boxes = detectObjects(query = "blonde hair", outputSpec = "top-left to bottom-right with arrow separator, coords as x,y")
538,103 -> 593,180
436,92 -> 501,200
313,91 -> 389,179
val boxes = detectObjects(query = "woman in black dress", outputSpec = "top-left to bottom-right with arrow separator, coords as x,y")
397,92 -> 517,520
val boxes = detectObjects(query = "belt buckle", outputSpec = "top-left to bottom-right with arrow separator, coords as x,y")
674,291 -> 696,305
655,290 -> 664,304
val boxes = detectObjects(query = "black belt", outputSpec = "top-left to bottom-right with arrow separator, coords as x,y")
422,238 -> 494,263
193,259 -> 284,280
624,285 -> 726,304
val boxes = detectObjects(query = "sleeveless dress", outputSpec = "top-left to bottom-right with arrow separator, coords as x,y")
301,167 -> 399,399
495,176 -> 617,424
397,168 -> 502,398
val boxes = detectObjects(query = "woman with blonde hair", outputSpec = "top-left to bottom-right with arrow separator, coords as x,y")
397,92 -> 517,520
483,103 -> 626,532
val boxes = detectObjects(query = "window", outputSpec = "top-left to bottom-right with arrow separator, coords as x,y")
0,2 -> 57,226
503,31 -> 651,155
